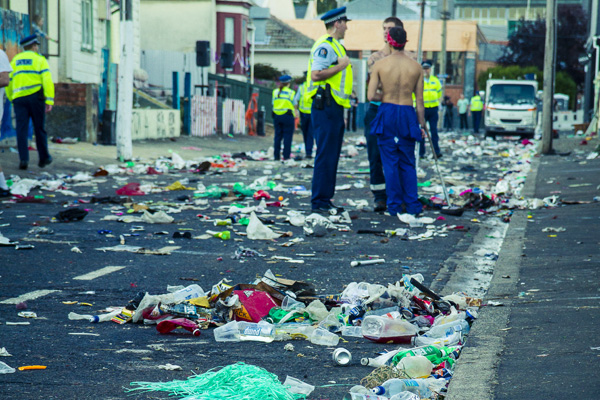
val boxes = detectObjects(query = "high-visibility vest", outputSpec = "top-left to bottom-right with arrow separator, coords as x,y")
6,50 -> 54,105
423,76 -> 441,108
298,82 -> 312,114
470,95 -> 483,111
272,87 -> 296,115
306,35 -> 353,108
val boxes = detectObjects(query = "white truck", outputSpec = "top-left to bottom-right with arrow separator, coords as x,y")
484,79 -> 538,140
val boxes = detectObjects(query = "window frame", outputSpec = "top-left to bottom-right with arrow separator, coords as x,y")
81,0 -> 94,52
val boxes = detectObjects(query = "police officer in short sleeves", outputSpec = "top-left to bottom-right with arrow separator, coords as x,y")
306,7 -> 353,213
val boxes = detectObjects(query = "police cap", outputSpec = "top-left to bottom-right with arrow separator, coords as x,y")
321,6 -> 351,25
20,34 -> 40,47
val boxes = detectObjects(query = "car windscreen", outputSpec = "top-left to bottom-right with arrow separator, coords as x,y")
489,84 -> 536,105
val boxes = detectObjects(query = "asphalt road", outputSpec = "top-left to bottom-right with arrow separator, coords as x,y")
0,130 -> 532,399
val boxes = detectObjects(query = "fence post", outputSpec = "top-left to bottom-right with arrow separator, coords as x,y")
184,72 -> 192,135
172,71 -> 180,110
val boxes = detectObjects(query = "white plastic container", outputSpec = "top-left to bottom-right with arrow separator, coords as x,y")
213,321 -> 240,342
395,355 -> 434,379
362,315 -> 418,344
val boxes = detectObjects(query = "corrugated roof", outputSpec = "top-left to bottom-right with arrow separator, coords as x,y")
256,16 -> 314,49
284,19 -> 483,52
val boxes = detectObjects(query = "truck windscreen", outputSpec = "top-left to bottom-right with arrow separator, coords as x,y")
489,85 -> 536,105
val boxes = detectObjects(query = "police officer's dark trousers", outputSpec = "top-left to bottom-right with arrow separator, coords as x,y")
273,112 -> 295,160
311,99 -> 345,210
419,106 -> 441,157
14,91 -> 50,164
472,111 -> 482,134
299,112 -> 313,158
363,103 -> 386,203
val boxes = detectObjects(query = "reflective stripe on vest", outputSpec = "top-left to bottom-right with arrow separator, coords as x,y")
423,76 -> 441,108
470,96 -> 483,111
272,87 -> 296,115
298,82 -> 312,114
306,35 -> 353,108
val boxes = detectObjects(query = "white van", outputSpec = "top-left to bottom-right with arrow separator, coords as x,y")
484,79 -> 538,139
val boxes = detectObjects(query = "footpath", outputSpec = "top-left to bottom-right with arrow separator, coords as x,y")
447,133 -> 600,399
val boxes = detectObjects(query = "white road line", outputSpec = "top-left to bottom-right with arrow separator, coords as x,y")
73,266 -> 126,281
0,289 -> 61,304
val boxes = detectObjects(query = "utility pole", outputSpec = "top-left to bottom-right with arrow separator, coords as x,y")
417,0 -> 426,63
116,0 -> 134,161
440,0 -> 448,92
392,0 -> 397,17
541,0 -> 556,154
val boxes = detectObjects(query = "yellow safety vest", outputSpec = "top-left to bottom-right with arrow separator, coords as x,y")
470,95 -> 483,111
423,76 -> 441,108
306,35 -> 353,108
272,87 -> 296,116
6,50 -> 54,105
298,82 -> 312,114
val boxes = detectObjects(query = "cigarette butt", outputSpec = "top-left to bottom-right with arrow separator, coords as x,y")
350,259 -> 385,267
18,365 -> 47,371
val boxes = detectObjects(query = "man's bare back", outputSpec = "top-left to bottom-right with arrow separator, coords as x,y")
369,53 -> 422,106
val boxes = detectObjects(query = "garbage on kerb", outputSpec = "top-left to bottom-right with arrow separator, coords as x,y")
66,269 -> 481,399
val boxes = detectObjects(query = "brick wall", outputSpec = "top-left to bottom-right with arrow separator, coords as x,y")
46,83 -> 98,143
54,83 -> 88,107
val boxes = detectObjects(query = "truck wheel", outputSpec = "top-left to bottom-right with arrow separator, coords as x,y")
484,130 -> 495,140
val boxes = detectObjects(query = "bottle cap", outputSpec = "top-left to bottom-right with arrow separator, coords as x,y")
372,386 -> 385,395
90,316 -> 100,323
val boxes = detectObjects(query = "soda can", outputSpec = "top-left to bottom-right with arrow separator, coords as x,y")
332,348 -> 352,366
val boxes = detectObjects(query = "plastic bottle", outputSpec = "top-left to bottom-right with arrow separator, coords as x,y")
395,355 -> 434,378
413,331 -> 462,347
238,321 -> 275,343
389,392 -> 420,400
425,319 -> 470,338
213,320 -> 241,342
310,327 -> 340,346
341,325 -> 363,337
90,309 -> 122,323
156,318 -> 201,336
372,379 -> 432,398
363,306 -> 401,317
391,345 -> 460,366
361,315 -> 418,344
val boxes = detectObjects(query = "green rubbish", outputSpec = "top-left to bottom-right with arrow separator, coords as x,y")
126,362 -> 306,400
417,181 -> 431,187
195,185 -> 229,198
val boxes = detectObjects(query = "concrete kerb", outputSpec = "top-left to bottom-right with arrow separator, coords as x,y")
445,154 -> 540,400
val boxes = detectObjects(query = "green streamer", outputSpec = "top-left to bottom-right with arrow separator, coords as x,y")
126,362 -> 306,400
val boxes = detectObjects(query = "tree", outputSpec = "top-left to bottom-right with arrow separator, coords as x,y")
478,65 -> 578,109
498,4 -> 588,88
253,63 -> 282,81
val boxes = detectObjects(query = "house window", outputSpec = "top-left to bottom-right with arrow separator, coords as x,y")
81,0 -> 93,51
225,17 -> 234,45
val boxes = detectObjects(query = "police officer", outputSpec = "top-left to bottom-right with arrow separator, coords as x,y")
293,77 -> 314,159
6,35 -> 54,170
307,6 -> 353,213
470,91 -> 484,134
419,60 -> 442,159
272,75 -> 296,161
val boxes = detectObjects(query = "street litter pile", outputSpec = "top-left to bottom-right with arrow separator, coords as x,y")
65,269 -> 480,399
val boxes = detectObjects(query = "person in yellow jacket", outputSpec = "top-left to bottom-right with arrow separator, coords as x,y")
470,91 -> 484,134
271,75 -> 296,160
419,60 -> 442,159
307,6 -> 352,214
6,35 -> 54,170
293,77 -> 314,159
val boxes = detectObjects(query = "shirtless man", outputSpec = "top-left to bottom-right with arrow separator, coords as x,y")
367,26 -> 427,216
364,17 -> 403,213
